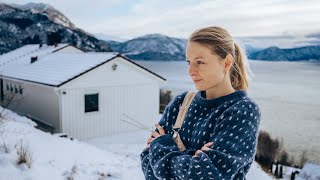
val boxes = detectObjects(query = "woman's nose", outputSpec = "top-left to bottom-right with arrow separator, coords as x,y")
188,63 -> 198,76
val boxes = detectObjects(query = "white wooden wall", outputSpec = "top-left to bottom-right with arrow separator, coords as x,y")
3,79 -> 60,132
60,84 -> 158,139
59,57 -> 162,139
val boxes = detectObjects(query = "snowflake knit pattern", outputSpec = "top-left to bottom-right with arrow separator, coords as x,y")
140,90 -> 261,180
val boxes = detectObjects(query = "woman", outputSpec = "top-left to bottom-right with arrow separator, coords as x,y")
140,26 -> 261,180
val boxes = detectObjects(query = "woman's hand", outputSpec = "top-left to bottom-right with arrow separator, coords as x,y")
146,124 -> 166,149
193,142 -> 214,157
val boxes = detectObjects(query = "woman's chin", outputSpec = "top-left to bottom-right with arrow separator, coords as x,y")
194,85 -> 206,91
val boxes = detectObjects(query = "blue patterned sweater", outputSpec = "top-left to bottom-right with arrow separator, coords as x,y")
140,90 -> 261,180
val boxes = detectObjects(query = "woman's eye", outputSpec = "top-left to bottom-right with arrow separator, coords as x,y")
197,61 -> 205,64
186,60 -> 190,65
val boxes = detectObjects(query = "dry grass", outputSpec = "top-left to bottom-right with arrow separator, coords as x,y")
0,141 -> 9,153
16,140 -> 32,168
97,171 -> 112,180
66,165 -> 77,180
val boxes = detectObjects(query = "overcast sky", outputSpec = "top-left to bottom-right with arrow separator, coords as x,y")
3,0 -> 320,39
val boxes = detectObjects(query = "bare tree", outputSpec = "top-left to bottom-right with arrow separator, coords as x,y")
0,91 -> 25,120
256,131 -> 284,170
278,150 -> 290,165
0,92 -> 15,118
1,91 -> 26,153
275,137 -> 285,161
299,149 -> 309,168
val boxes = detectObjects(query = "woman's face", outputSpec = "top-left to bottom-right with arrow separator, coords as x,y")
186,41 -> 226,91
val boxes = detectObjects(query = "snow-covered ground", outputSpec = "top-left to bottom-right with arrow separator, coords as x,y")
271,164 -> 301,180
0,107 -> 273,180
137,60 -> 320,165
2,59 -> 317,179
296,162 -> 320,180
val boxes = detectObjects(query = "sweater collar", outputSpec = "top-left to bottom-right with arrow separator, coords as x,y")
194,90 -> 247,108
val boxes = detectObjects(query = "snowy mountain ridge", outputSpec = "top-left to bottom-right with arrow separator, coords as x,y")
9,2 -> 76,30
0,3 -> 111,54
1,2 -> 319,61
108,34 -> 320,61
108,33 -> 187,61
250,45 -> 320,61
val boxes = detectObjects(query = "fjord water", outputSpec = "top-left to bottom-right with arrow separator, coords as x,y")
138,60 -> 320,164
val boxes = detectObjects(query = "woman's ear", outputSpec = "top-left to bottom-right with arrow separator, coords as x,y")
224,54 -> 234,71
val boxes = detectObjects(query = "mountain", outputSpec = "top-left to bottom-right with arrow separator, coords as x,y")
108,34 -> 187,61
9,2 -> 76,30
1,2 -> 319,61
236,35 -> 320,49
237,35 -> 320,61
108,33 -> 320,61
306,32 -> 320,39
250,45 -> 320,61
0,3 -> 111,54
94,33 -> 127,42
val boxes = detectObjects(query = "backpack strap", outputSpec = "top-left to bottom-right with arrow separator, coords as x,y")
173,91 -> 196,151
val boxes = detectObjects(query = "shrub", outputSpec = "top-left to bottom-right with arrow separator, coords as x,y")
160,89 -> 172,113
256,131 -> 284,169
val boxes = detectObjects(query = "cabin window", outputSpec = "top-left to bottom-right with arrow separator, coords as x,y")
6,83 -> 9,91
14,85 -> 18,93
85,93 -> 99,113
19,86 -> 23,94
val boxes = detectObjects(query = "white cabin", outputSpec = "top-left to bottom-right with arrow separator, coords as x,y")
0,44 -> 165,139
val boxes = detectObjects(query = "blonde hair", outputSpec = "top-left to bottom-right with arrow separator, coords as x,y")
189,26 -> 249,90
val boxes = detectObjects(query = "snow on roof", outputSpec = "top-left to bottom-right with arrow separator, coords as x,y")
2,52 -> 119,86
0,43 -> 70,73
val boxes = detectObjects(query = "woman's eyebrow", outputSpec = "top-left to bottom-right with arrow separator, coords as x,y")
186,56 -> 204,61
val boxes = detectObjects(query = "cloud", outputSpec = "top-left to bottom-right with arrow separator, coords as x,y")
93,0 -> 320,38
3,0 -> 320,39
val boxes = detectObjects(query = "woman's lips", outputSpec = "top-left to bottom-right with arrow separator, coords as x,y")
193,79 -> 201,83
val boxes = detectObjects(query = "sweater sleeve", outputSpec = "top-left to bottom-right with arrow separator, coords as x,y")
140,92 -> 187,179
148,100 -> 261,180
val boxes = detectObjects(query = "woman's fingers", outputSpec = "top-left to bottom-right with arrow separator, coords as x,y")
155,124 -> 165,135
193,142 -> 214,156
146,137 -> 155,149
193,150 -> 203,157
151,124 -> 166,138
200,142 -> 214,151
146,124 -> 166,149
201,146 -> 212,151
203,142 -> 214,147
151,131 -> 160,138
147,137 -> 153,144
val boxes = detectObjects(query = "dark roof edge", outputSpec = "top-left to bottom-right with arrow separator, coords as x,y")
3,53 -> 166,87
58,53 -> 166,87
57,54 -> 119,87
52,44 -> 84,53
2,75 -> 58,87
116,54 -> 166,82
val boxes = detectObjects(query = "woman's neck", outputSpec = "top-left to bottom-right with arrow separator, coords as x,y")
205,82 -> 235,100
